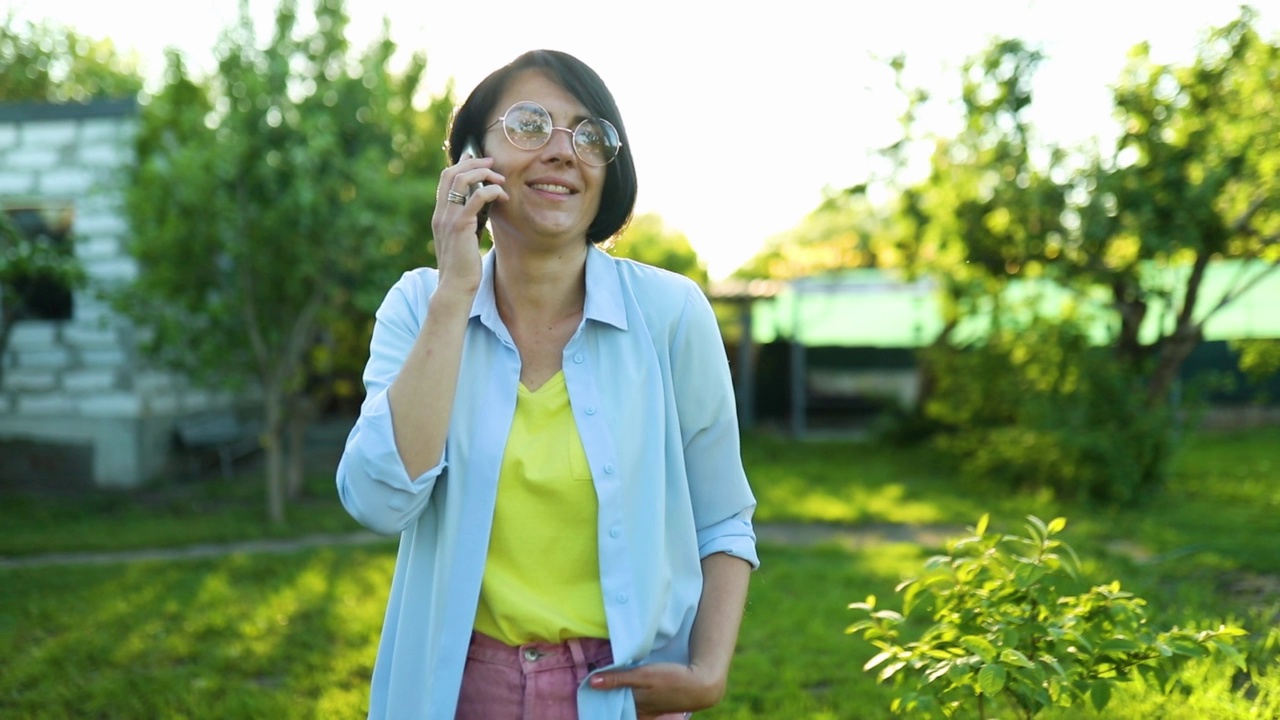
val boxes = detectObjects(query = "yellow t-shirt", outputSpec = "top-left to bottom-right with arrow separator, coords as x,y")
473,370 -> 609,644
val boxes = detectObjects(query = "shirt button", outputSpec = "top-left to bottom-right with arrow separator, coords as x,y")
586,406 -> 596,415
573,353 -> 584,364
616,592 -> 629,604
603,463 -> 615,474
610,526 -> 621,538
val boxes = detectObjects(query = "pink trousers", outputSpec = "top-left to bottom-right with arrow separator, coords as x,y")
455,631 -> 689,720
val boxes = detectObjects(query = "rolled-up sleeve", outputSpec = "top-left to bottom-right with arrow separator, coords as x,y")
337,271 -> 447,535
671,285 -> 759,569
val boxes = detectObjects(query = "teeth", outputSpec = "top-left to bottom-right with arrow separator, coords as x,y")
531,183 -> 572,194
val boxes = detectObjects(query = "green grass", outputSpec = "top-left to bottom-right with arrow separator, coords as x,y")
0,472 -> 363,557
0,428 -> 1276,717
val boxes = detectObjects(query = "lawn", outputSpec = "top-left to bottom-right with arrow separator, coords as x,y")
1,427 -> 1277,718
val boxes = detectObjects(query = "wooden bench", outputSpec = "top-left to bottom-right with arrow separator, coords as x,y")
174,411 -> 260,479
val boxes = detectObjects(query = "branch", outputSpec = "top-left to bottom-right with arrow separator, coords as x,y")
1201,258 -> 1280,322
1175,252 -> 1211,330
1229,195 -> 1267,236
271,285 -> 326,392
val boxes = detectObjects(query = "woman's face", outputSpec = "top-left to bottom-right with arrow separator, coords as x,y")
481,70 -> 607,247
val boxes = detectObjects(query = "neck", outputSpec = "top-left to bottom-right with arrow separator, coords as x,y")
492,238 -> 589,326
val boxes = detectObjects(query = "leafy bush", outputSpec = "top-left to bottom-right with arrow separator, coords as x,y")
847,515 -> 1248,719
923,319 -> 1173,503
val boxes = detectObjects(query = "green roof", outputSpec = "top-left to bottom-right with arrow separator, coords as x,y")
752,260 -> 1280,347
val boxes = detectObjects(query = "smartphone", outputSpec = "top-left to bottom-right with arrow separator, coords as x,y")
460,139 -> 485,197
459,139 -> 490,237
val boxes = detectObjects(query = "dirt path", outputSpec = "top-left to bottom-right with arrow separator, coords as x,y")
0,522 -> 967,570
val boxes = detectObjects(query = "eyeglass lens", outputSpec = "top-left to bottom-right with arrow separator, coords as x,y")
501,102 -> 620,166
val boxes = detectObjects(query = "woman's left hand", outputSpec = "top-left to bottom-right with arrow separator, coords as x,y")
589,662 -> 724,717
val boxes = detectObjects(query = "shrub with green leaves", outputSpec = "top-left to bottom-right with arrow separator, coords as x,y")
923,319 -> 1173,504
847,515 -> 1248,719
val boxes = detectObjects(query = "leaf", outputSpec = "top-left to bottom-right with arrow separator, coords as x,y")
1046,516 -> 1067,534
879,660 -> 908,681
926,661 -> 953,683
978,663 -> 1007,694
863,650 -> 895,672
871,610 -> 904,622
960,635 -> 998,663
1090,681 -> 1112,712
975,513 -> 990,538
999,648 -> 1035,668
1099,637 -> 1142,654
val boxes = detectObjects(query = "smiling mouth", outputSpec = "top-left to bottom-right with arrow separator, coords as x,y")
529,183 -> 574,195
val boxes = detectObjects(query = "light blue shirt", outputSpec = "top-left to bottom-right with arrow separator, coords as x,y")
337,246 -> 759,720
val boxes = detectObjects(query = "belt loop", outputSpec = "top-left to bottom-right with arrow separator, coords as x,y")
567,638 -> 589,681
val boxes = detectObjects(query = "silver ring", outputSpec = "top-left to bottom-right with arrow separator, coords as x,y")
447,191 -> 468,205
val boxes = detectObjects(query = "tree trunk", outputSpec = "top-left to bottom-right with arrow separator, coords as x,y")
1112,278 -> 1148,368
1145,323 -> 1202,407
285,394 -> 313,501
263,387 -> 287,526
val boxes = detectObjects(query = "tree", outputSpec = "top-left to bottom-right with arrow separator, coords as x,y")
1072,8 -> 1280,405
607,212 -> 709,287
733,189 -> 885,281
0,14 -> 141,102
119,0 -> 452,524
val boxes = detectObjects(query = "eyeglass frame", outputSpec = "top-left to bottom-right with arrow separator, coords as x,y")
484,100 -> 623,167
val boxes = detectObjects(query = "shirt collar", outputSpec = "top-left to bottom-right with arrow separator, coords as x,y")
468,244 -> 628,332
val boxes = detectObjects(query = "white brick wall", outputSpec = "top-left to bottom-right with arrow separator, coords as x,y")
63,368 -> 119,393
38,167 -> 98,195
80,348 -> 129,367
74,213 -> 129,237
8,324 -> 58,349
3,147 -> 61,170
79,392 -> 142,417
17,349 -> 73,369
62,324 -> 121,349
83,256 -> 138,283
21,120 -> 79,146
2,369 -> 59,392
75,235 -> 121,260
78,143 -> 132,167
16,394 -> 77,415
0,172 -> 35,194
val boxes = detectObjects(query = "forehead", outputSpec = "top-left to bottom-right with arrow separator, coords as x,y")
494,70 -> 590,122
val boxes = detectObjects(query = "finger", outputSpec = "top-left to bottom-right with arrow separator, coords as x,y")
448,167 -> 505,197
589,667 -> 654,690
437,157 -> 495,202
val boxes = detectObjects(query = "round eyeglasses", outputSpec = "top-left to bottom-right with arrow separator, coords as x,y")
488,101 -> 622,167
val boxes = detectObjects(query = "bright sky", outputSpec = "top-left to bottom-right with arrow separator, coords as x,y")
6,0 -> 1280,278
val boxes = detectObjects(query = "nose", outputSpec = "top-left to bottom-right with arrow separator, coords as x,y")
540,126 -> 577,164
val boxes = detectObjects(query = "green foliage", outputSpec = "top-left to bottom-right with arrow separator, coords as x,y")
607,212 -> 708,287
1230,339 -> 1280,388
847,515 -> 1250,719
117,0 -> 452,522
923,318 -> 1173,503
0,14 -> 141,102
0,210 -> 85,386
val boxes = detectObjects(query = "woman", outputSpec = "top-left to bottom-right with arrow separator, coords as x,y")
337,49 -> 758,720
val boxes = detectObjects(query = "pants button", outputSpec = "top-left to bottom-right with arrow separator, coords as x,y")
522,648 -> 541,662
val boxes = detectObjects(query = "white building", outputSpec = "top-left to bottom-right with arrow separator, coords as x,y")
0,99 -> 237,488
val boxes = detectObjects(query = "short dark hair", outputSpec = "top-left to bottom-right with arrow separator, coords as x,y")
447,50 -> 637,244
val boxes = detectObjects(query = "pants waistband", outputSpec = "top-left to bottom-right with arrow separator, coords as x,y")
466,631 -> 613,674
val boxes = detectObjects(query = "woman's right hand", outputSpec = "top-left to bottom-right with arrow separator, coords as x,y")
431,153 -> 507,296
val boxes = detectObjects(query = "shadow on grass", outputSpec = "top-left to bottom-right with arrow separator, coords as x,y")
0,546 -> 396,719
